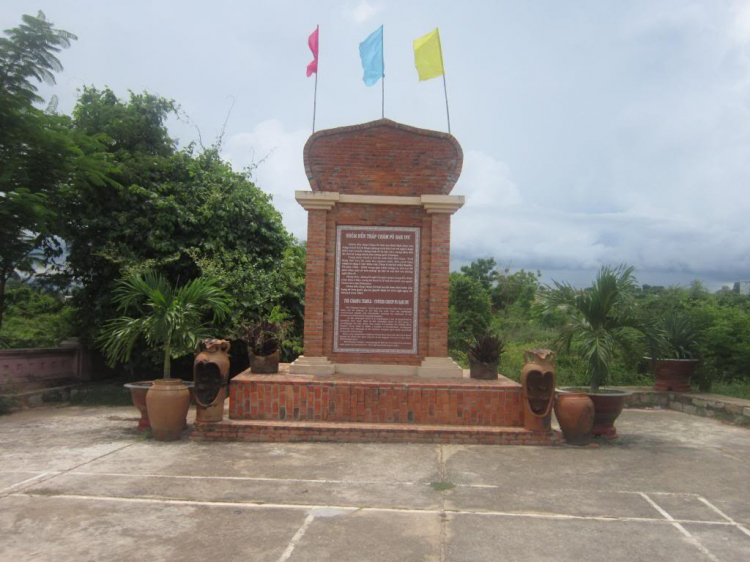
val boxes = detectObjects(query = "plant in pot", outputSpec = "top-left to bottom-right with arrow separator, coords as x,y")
649,313 -> 700,392
542,264 -> 660,439
99,271 -> 229,440
242,315 -> 289,374
468,333 -> 505,380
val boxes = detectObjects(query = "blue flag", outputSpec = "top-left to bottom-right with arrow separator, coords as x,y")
359,25 -> 384,87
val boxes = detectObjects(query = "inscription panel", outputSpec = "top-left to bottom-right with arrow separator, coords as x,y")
334,226 -> 420,354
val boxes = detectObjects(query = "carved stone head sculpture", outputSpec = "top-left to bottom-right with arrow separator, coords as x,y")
193,339 -> 231,423
520,349 -> 556,432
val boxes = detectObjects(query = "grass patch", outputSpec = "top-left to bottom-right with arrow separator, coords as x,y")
709,381 -> 750,401
69,382 -> 133,407
430,481 -> 455,492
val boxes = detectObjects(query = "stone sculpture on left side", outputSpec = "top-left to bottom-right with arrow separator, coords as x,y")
193,339 -> 231,423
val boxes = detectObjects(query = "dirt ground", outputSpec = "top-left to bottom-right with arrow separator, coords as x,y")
1,405 -> 748,561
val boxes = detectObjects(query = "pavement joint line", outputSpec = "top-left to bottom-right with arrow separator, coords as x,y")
67,471 -> 422,487
11,491 -> 743,527
277,513 -> 316,562
0,472 -> 50,495
639,492 -> 721,562
0,441 -> 138,500
697,496 -> 750,538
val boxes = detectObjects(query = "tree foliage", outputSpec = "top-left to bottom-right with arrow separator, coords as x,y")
0,12 -> 112,328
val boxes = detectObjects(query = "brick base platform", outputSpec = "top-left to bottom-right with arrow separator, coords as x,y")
191,369 -> 561,445
228,370 -> 523,427
192,419 -> 562,445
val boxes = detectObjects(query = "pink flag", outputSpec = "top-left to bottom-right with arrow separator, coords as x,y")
307,26 -> 319,77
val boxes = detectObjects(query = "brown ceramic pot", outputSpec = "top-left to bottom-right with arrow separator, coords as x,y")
521,350 -> 556,432
249,349 -> 280,374
588,389 -> 632,439
554,392 -> 594,445
469,359 -> 498,380
194,339 -> 231,423
651,358 -> 697,392
146,379 -> 191,441
124,381 -> 153,431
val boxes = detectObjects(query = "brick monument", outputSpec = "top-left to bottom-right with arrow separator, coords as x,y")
192,119 -> 561,446
290,119 -> 465,378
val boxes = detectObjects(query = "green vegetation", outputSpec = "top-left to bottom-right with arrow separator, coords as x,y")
69,382 -> 133,407
0,284 -> 75,348
448,258 -> 750,398
1,12 -> 305,378
99,272 -> 230,379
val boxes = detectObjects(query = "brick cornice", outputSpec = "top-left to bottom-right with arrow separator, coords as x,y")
303,119 -> 463,196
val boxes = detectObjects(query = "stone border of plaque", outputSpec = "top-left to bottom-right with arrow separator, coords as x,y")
333,225 -> 421,354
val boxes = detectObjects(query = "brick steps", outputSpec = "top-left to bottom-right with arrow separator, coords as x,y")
192,419 -> 561,446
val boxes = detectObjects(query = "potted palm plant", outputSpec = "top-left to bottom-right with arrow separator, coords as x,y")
649,313 -> 700,392
542,265 -> 660,439
99,271 -> 229,441
468,333 -> 505,380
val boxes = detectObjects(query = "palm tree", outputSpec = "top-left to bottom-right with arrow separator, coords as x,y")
99,271 -> 230,379
541,264 -> 659,392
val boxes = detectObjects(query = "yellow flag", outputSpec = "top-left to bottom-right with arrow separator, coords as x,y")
413,28 -> 444,81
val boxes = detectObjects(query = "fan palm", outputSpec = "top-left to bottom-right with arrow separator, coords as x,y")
542,264 -> 660,392
99,272 -> 230,379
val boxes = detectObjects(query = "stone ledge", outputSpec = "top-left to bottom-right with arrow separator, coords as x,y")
192,419 -> 561,446
621,387 -> 750,427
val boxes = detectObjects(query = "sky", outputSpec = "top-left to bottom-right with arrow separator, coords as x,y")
4,0 -> 750,290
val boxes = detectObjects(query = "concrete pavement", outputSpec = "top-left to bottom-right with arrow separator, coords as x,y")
0,405 -> 748,561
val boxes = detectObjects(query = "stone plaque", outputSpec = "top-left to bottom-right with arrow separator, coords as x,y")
334,226 -> 420,354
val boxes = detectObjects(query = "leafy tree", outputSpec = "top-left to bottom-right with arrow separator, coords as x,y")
99,272 -> 230,379
58,88 -> 300,363
0,12 -> 111,328
460,258 -> 498,292
448,272 -> 492,353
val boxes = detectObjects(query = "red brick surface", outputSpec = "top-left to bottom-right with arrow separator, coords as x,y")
304,119 -> 463,196
193,419 -> 561,446
228,372 -> 523,427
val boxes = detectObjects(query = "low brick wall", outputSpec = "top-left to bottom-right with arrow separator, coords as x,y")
623,387 -> 750,427
229,372 -> 523,427
0,343 -> 89,394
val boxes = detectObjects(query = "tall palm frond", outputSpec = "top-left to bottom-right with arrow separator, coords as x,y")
98,271 -> 230,378
541,264 -> 657,391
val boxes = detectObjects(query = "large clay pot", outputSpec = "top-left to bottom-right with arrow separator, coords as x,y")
249,349 -> 280,374
146,379 -> 191,441
469,359 -> 498,380
588,389 -> 632,439
194,339 -> 231,423
554,392 -> 595,445
651,358 -> 697,392
521,349 -> 556,432
124,381 -> 153,431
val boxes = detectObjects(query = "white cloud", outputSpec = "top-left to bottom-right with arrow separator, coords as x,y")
222,120 -> 311,240
342,0 -> 382,24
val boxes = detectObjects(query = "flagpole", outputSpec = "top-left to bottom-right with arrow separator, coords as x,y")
442,73 -> 451,135
381,26 -> 385,119
437,30 -> 451,134
312,25 -> 319,133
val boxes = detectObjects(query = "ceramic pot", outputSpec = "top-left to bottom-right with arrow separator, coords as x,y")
521,349 -> 556,432
194,339 -> 231,423
146,379 -> 191,441
651,358 -> 697,392
249,349 -> 280,374
554,392 -> 594,445
469,359 -> 498,380
124,381 -> 154,431
588,390 -> 632,439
